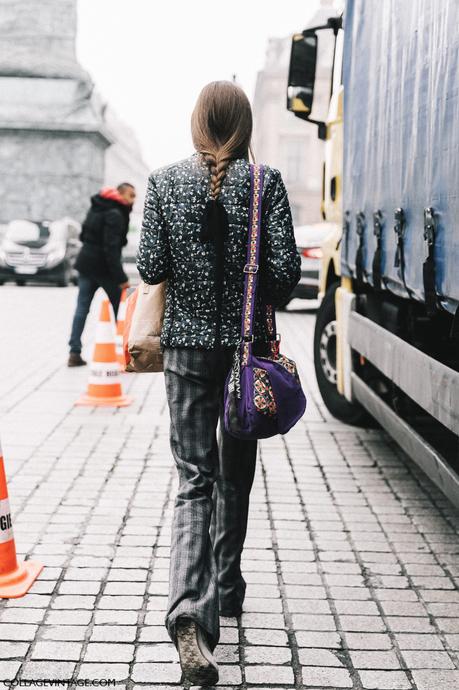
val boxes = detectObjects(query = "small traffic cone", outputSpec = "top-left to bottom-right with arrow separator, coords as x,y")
116,288 -> 127,371
75,299 -> 133,407
0,441 -> 43,597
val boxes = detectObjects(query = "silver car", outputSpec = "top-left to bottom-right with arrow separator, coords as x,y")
282,222 -> 334,306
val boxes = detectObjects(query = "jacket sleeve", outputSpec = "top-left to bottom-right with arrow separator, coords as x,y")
136,173 -> 170,284
259,168 -> 301,307
103,209 -> 129,284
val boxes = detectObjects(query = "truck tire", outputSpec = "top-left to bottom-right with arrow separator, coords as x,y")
314,283 -> 369,426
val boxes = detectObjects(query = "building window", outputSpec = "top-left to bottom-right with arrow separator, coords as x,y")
284,140 -> 303,184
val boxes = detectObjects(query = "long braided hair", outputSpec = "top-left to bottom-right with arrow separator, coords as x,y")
191,81 -> 254,199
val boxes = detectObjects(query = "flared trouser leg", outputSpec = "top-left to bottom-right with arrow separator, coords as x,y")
211,417 -> 257,612
163,347 -> 222,652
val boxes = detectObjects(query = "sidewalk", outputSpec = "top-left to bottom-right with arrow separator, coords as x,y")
0,287 -> 458,689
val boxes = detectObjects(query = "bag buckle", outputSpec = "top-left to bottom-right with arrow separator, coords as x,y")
242,335 -> 254,342
243,263 -> 259,274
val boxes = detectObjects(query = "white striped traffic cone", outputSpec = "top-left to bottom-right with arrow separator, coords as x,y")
75,299 -> 133,407
0,440 -> 43,597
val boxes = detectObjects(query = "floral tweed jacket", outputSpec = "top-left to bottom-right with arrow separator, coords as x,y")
136,153 -> 301,349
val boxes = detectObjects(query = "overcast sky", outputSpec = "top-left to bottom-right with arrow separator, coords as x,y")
76,0 -> 322,171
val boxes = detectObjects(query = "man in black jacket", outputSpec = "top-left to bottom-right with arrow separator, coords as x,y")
67,182 -> 136,366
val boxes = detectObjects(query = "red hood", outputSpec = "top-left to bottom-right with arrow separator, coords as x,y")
99,187 -> 130,206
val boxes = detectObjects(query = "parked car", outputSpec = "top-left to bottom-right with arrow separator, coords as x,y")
282,222 -> 334,306
0,218 -> 81,286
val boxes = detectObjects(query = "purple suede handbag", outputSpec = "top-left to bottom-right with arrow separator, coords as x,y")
223,163 -> 307,440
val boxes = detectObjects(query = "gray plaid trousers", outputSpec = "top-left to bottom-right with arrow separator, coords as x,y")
163,346 -> 257,651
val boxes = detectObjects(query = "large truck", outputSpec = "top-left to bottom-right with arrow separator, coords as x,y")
287,0 -> 459,506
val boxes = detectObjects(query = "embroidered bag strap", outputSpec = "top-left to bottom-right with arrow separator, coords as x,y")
264,303 -> 280,357
241,163 -> 264,364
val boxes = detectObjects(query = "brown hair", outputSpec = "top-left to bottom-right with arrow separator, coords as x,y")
191,81 -> 254,200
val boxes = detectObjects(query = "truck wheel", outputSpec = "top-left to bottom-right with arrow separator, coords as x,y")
314,283 -> 369,425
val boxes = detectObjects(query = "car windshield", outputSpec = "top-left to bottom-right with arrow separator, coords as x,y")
5,221 -> 65,248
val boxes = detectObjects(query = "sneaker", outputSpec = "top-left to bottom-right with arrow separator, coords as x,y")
67,352 -> 87,367
176,617 -> 219,686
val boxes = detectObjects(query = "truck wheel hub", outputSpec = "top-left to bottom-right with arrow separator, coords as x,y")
319,320 -> 337,384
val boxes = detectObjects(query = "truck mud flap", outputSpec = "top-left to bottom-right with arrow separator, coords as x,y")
352,373 -> 459,510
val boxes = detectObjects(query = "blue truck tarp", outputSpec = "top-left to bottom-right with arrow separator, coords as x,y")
342,0 -> 459,315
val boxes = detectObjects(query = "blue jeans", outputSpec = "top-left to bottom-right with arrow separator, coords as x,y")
68,274 -> 121,353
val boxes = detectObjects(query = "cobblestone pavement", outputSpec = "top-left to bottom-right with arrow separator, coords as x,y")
0,286 -> 458,690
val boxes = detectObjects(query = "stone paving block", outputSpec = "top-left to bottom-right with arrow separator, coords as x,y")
350,650 -> 401,670
90,625 -> 137,642
0,624 -> 38,641
50,595 -> 96,609
373,589 -> 418,602
31,641 -> 83,661
344,633 -> 393,650
131,662 -> 181,683
94,610 -> 139,625
21,661 -> 76,680
287,599 -> 332,614
219,626 -> 239,644
241,613 -> 285,629
395,633 -> 445,650
291,614 -> 336,631
339,615 -> 387,633
135,643 -> 178,663
0,608 -> 45,624
295,630 -> 341,648
4,594 -> 51,608
358,670 -> 412,689
0,660 -> 21,680
243,597 -> 283,613
244,628 -> 288,646
301,666 -> 353,688
40,625 -> 87,641
77,663 -> 130,681
245,665 -> 294,685
401,649 -> 454,669
0,642 -> 29,659
298,648 -> 343,666
329,585 -> 373,600
138,626 -> 171,643
244,645 -> 291,664
97,595 -> 144,609
411,669 -> 459,690
107,568 -> 148,581
84,643 -> 135,662
214,644 -> 239,664
335,600 -> 379,615
46,609 -> 92,625
57,580 -> 101,595
386,617 -> 435,633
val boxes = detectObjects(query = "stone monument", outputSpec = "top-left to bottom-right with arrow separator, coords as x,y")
0,0 -> 148,223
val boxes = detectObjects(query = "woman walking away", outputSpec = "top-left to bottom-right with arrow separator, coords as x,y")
137,81 -> 301,686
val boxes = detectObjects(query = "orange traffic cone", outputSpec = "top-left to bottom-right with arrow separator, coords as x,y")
0,441 -> 43,597
116,288 -> 127,371
75,298 -> 133,407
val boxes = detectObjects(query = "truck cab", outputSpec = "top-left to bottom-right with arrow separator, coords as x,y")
287,0 -> 459,507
